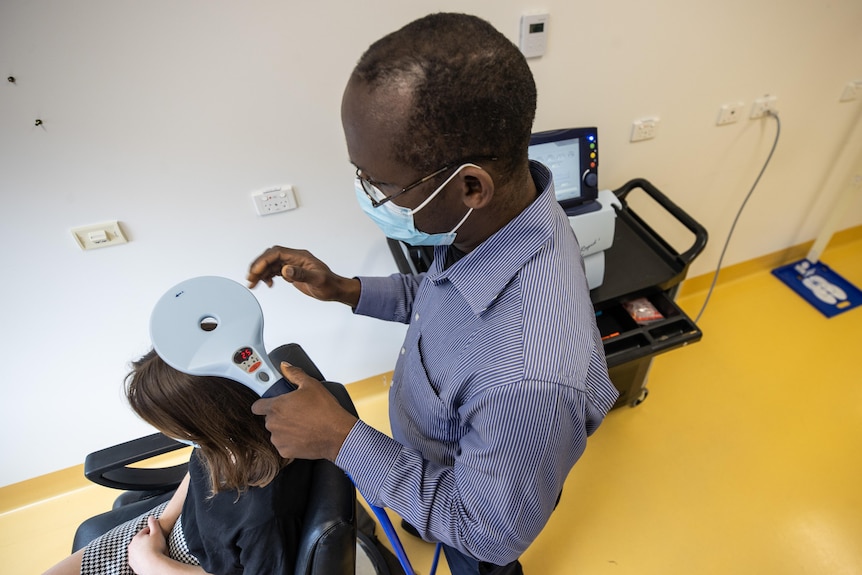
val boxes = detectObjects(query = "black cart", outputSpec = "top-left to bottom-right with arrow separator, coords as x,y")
387,178 -> 708,409
589,178 -> 707,408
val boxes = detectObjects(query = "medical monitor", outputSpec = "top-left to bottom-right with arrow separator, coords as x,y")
528,127 -> 599,214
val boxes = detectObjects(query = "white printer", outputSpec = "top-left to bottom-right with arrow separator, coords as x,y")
569,189 -> 620,289
529,127 -> 619,289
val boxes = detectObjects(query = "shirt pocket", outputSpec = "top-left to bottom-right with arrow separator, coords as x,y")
392,333 -> 461,447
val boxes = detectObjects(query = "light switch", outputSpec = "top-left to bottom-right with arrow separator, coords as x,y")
71,221 -> 128,250
88,230 -> 109,244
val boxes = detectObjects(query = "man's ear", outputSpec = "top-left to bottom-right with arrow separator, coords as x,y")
460,166 -> 495,209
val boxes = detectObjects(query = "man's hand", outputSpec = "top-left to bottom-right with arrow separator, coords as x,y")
252,363 -> 359,462
246,245 -> 361,307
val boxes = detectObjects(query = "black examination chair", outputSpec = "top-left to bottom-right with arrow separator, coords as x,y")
74,343 -> 399,575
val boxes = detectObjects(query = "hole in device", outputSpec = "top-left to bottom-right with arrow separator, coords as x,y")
199,317 -> 219,332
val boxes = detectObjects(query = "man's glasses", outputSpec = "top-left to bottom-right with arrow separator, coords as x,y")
356,157 -> 497,208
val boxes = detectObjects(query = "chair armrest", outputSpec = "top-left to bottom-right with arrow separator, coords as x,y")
84,432 -> 188,491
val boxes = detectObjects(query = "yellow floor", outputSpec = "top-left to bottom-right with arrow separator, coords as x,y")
2,235 -> 860,574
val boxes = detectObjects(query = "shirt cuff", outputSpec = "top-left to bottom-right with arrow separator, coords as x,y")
335,420 -> 402,503
353,276 -> 394,318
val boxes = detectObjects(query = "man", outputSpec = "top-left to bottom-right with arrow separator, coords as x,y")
248,13 -> 618,575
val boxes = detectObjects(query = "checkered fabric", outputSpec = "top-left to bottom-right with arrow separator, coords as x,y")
81,500 -> 200,574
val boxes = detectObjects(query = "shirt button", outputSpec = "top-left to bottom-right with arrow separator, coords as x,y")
414,312 -> 420,321
401,347 -> 406,355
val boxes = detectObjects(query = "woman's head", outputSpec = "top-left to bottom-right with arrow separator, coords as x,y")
125,349 -> 288,495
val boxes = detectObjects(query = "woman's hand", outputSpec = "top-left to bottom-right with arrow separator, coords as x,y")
127,515 -> 208,574
127,516 -> 168,574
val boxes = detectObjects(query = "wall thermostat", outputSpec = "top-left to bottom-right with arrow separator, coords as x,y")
519,13 -> 549,59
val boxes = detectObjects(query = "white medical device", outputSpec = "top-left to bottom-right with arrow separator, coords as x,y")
528,127 -> 619,289
149,275 -> 295,398
149,275 -> 423,574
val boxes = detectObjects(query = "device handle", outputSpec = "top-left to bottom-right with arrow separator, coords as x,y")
261,377 -> 297,398
612,177 -> 708,265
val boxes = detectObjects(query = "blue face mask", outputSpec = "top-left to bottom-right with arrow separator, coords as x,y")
355,163 -> 477,246
170,436 -> 201,449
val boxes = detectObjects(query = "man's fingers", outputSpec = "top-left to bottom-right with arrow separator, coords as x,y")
251,363 -> 313,416
282,264 -> 310,283
247,246 -> 288,288
282,264 -> 327,291
279,361 -> 317,387
251,397 -> 275,416
247,254 -> 272,283
281,264 -> 306,286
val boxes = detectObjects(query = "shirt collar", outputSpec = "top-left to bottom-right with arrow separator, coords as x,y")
428,161 -> 558,314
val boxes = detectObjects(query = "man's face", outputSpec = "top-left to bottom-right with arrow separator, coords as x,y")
341,78 -> 466,235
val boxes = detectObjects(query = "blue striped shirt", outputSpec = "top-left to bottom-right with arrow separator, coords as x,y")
337,161 -> 618,565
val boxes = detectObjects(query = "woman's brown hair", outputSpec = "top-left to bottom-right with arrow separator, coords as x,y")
125,349 -> 288,496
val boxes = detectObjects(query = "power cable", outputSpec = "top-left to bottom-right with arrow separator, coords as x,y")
695,111 -> 782,323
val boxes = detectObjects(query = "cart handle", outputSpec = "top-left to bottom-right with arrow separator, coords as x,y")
612,178 -> 708,265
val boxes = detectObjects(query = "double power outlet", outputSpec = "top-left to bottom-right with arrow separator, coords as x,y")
631,95 -> 778,141
632,79 -> 860,140
252,185 -> 297,216
717,95 -> 778,126
630,94 -> 777,142
630,117 -> 660,142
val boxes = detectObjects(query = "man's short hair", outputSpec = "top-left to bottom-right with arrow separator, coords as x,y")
352,13 -> 537,184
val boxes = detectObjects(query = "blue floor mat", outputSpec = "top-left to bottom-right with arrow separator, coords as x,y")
772,259 -> 862,318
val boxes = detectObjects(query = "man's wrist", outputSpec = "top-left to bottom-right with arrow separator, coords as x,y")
329,415 -> 360,462
338,277 -> 361,308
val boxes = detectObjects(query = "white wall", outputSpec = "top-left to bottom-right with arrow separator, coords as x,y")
1,0 -> 860,487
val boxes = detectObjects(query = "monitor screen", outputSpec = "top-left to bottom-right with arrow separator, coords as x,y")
528,127 -> 598,211
528,138 -> 582,203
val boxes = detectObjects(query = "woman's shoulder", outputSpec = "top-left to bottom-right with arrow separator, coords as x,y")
231,459 -> 315,516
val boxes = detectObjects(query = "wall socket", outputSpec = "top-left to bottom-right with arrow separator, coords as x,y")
631,117 -> 660,142
253,185 -> 297,216
840,81 -> 862,102
717,102 -> 745,125
750,95 -> 778,119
